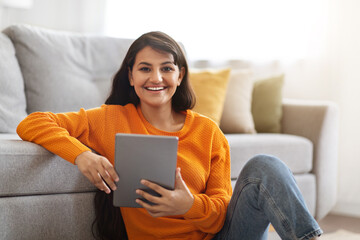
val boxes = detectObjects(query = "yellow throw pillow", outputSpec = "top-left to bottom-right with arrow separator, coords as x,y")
189,68 -> 231,125
220,69 -> 256,134
251,75 -> 284,133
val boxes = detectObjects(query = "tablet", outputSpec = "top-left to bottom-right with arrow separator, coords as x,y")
113,133 -> 178,208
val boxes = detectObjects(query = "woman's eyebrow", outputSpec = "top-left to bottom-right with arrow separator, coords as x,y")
138,61 -> 175,66
138,62 -> 152,66
161,61 -> 175,65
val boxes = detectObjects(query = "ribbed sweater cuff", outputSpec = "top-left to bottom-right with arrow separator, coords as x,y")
62,144 -> 91,165
183,195 -> 204,219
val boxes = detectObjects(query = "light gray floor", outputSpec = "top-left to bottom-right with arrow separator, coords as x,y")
318,214 -> 360,234
268,213 -> 360,239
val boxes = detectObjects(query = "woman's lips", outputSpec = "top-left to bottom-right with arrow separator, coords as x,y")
144,86 -> 166,91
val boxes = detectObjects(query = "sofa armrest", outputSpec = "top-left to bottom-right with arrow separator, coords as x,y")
281,99 -> 339,220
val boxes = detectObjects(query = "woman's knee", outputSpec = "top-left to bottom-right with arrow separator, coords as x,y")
239,154 -> 291,180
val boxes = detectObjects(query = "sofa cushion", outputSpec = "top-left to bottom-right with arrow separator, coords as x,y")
0,33 -> 27,133
220,69 -> 256,134
251,75 -> 284,133
0,192 -> 95,239
0,133 -> 21,140
294,174 -> 316,216
0,139 -> 96,197
189,68 -> 231,125
226,133 -> 313,178
3,24 -> 133,114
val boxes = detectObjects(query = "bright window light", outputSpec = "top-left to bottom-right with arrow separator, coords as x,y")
1,0 -> 33,9
104,0 -> 328,61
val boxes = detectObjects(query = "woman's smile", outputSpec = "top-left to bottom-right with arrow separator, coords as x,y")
144,86 -> 167,91
129,46 -> 184,109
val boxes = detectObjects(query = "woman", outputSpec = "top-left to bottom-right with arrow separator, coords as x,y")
17,31 -> 322,240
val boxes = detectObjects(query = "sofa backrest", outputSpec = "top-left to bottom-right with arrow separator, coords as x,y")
1,24 -> 283,135
3,24 -> 134,116
0,32 -> 27,133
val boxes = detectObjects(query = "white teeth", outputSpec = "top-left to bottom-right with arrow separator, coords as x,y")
146,87 -> 165,91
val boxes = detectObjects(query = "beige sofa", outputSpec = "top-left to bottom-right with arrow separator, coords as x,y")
0,24 -> 338,239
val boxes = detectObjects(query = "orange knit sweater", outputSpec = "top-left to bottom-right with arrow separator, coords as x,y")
17,104 -> 232,240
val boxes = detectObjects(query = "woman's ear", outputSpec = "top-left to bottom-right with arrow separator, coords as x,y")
178,67 -> 185,86
128,68 -> 134,86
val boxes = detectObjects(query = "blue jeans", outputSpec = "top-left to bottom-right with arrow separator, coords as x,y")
214,155 -> 323,240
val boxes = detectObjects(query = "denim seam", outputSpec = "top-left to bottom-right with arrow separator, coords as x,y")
259,181 -> 299,239
300,228 -> 323,240
221,177 -> 303,240
259,182 -> 322,240
220,178 -> 258,239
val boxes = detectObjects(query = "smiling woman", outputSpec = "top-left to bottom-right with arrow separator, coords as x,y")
128,46 -> 186,131
16,29 -> 323,240
129,47 -> 183,109
105,31 -> 195,113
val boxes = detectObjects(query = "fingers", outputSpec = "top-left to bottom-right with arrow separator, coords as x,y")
135,179 -> 166,205
135,180 -> 167,211
135,199 -> 167,217
135,189 -> 161,205
175,167 -> 186,190
136,180 -> 173,217
76,151 -> 119,194
135,169 -> 194,217
135,199 -> 162,217
91,171 -> 111,194
81,169 -> 110,193
140,179 -> 167,196
99,158 -> 118,191
102,159 -> 119,182
91,157 -> 118,194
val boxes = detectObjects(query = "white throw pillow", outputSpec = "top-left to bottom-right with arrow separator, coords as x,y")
220,69 -> 256,134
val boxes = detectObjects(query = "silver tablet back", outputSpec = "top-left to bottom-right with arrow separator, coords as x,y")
113,133 -> 178,208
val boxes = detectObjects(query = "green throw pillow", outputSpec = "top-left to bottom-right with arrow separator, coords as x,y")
251,75 -> 284,133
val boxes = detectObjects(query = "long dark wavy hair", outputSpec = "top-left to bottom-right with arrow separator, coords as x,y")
92,32 -> 196,240
92,190 -> 127,240
105,31 -> 196,111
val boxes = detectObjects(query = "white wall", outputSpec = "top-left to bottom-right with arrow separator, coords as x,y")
1,0 -> 360,218
264,0 -> 360,218
0,0 -> 106,33
280,0 -> 360,218
326,0 -> 360,217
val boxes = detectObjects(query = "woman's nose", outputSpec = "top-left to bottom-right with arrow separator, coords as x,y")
150,69 -> 163,83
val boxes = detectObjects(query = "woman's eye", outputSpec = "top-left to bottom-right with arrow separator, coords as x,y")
162,67 -> 173,72
140,67 -> 151,72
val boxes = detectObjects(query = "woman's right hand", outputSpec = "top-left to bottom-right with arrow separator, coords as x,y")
75,151 -> 119,194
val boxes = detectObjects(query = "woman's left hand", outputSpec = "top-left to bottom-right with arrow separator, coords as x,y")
135,167 -> 194,217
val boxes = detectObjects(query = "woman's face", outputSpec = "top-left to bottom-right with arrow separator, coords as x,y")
129,46 -> 184,109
